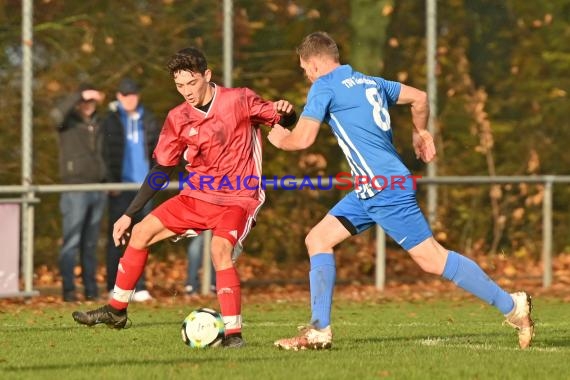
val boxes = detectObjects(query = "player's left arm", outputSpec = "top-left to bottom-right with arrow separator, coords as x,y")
267,116 -> 320,151
245,88 -> 297,128
397,84 -> 436,163
273,100 -> 297,127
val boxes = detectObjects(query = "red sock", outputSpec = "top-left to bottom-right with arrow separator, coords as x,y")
109,246 -> 148,310
216,267 -> 242,335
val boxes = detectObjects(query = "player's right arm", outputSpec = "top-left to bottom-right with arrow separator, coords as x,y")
268,82 -> 329,150
267,116 -> 320,150
113,163 -> 176,246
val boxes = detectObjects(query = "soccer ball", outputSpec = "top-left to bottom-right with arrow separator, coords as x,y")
181,308 -> 225,348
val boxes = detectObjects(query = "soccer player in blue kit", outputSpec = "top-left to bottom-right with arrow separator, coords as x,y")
269,32 -> 533,350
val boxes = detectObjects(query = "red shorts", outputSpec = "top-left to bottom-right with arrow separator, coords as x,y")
151,195 -> 248,246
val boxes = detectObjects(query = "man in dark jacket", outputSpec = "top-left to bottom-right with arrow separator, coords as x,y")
101,78 -> 160,302
52,83 -> 107,302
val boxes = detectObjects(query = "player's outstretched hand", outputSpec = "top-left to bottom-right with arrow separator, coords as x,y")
268,124 -> 291,149
273,100 -> 294,115
413,129 -> 436,163
113,214 -> 132,247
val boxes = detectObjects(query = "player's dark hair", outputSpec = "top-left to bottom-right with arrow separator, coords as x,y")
167,47 -> 208,76
296,31 -> 340,62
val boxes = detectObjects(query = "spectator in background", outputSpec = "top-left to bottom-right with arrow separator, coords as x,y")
52,83 -> 107,302
101,78 -> 160,302
185,233 -> 216,296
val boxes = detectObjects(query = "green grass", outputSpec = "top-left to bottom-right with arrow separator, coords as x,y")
0,297 -> 568,380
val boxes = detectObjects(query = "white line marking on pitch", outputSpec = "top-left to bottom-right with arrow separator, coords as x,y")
418,337 -> 560,352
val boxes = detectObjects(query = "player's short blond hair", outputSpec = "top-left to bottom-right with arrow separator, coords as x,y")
296,31 -> 340,62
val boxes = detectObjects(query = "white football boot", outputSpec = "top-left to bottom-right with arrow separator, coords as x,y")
274,325 -> 332,351
504,291 -> 534,349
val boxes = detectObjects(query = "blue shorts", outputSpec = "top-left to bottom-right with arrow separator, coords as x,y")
329,181 -> 432,251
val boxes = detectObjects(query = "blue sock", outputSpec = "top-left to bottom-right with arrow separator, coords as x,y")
309,253 -> 336,329
442,251 -> 514,315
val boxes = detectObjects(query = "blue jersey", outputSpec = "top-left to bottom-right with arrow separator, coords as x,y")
302,65 -> 410,199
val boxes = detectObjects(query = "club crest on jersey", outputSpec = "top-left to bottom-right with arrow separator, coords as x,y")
188,127 -> 198,136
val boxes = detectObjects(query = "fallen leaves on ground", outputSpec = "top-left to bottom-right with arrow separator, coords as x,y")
3,249 -> 570,308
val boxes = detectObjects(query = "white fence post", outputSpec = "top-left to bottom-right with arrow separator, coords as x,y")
0,203 -> 21,295
201,230 -> 213,296
542,176 -> 554,288
375,225 -> 386,290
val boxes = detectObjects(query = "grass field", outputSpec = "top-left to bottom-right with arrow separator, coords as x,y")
1,295 -> 568,380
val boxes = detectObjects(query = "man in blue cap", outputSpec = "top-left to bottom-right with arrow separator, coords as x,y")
101,78 -> 161,302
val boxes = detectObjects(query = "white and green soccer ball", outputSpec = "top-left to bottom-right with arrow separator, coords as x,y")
181,308 -> 225,348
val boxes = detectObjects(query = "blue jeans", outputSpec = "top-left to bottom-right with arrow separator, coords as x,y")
106,191 -> 151,292
186,234 -> 216,291
59,191 -> 106,298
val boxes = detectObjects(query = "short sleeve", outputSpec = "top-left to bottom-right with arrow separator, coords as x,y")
300,81 -> 333,123
376,78 -> 401,106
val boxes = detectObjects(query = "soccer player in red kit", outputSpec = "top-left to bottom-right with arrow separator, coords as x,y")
72,47 -> 296,348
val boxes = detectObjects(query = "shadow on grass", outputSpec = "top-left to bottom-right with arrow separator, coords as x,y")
1,320 -> 181,334
538,339 -> 570,348
535,327 -> 570,348
2,356 -> 271,373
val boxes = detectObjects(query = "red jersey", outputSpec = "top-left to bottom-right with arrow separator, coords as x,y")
153,85 -> 281,214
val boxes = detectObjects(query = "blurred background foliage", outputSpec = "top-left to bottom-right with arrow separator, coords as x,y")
1,0 -> 569,271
